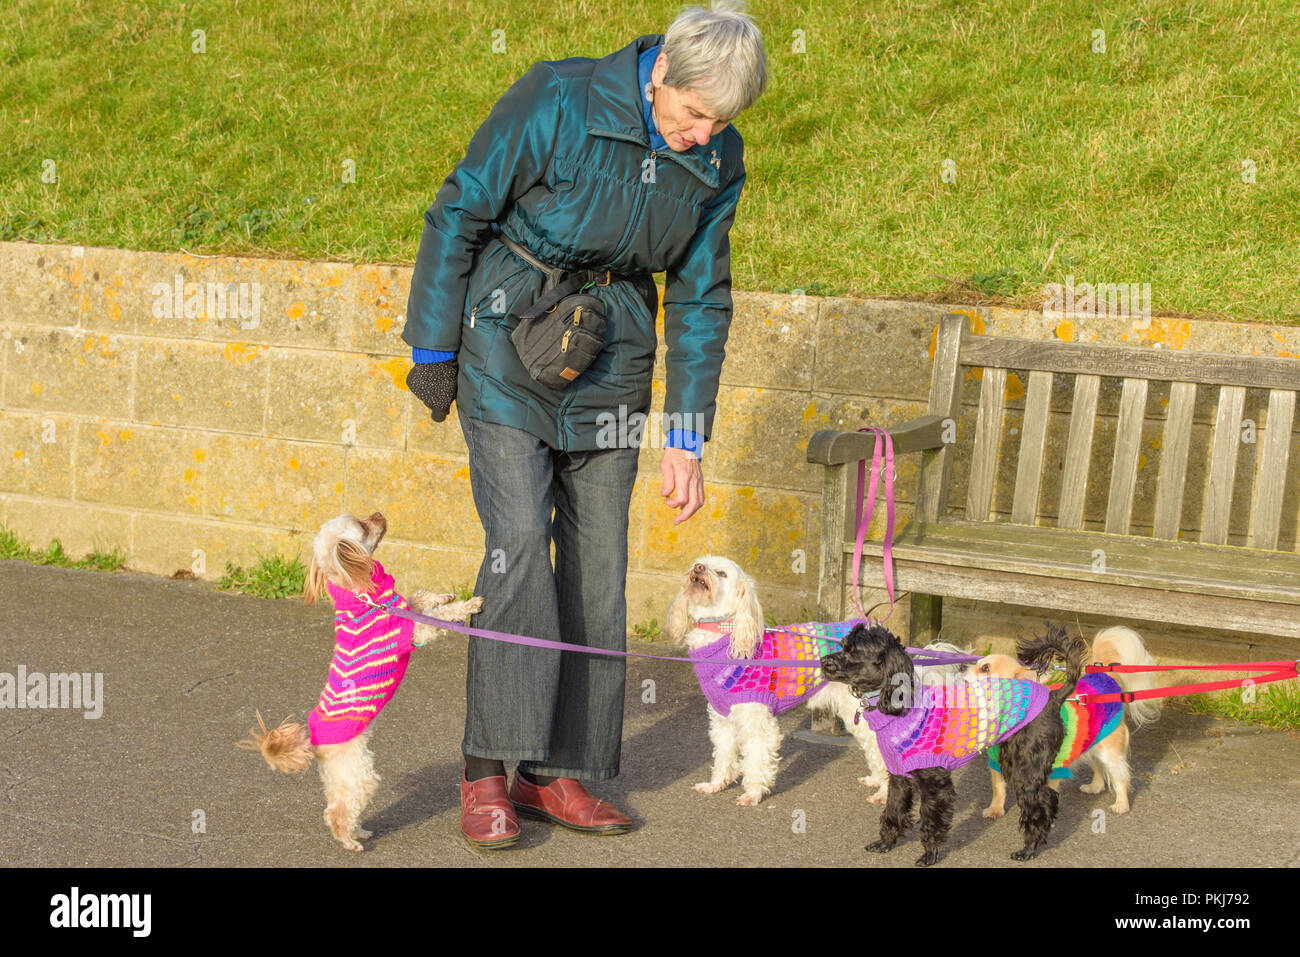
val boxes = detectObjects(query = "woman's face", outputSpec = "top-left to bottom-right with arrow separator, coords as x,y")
650,52 -> 731,151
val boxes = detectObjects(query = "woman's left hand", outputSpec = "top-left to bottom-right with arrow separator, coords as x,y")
660,447 -> 705,525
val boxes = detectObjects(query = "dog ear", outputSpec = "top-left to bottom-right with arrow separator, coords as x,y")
336,538 -> 375,593
878,632 -> 918,715
727,570 -> 764,659
663,587 -> 694,644
302,554 -> 325,606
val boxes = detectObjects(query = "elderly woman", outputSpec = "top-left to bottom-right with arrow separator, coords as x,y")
401,1 -> 766,848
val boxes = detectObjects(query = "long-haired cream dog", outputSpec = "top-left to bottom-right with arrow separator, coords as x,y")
665,554 -> 969,806
238,511 -> 483,850
967,624 -> 1161,817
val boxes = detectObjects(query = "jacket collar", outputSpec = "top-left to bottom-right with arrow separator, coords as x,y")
586,33 -> 721,189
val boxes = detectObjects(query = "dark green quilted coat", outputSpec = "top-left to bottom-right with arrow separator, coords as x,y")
401,33 -> 746,451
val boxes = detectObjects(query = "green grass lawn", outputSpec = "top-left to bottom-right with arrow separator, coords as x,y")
2,0 -> 1297,323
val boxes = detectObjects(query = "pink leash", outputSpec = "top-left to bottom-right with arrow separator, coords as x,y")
850,426 -> 896,623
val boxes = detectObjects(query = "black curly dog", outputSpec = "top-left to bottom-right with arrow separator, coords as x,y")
821,621 -> 1086,866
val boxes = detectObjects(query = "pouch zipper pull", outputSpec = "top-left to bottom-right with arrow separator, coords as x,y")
561,329 -> 572,352
469,305 -> 477,329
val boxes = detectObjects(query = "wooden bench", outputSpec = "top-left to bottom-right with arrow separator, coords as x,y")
806,312 -> 1300,643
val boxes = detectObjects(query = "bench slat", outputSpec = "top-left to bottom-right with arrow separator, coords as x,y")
840,555 -> 1300,639
845,520 -> 1300,602
1105,378 -> 1149,533
1249,389 -> 1296,550
916,314 -> 966,522
966,367 -> 1007,521
961,333 -> 1300,391
1153,381 -> 1197,539
1201,385 -> 1246,545
1011,371 -> 1053,525
1058,374 -> 1100,529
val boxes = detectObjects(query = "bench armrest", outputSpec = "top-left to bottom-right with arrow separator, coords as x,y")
806,416 -> 947,465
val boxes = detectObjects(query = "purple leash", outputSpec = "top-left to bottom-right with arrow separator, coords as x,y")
357,593 -> 980,668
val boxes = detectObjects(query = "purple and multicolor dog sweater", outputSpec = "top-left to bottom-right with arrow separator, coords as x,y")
689,620 -> 845,717
987,673 -> 1125,779
308,560 -> 416,746
863,678 -> 1051,776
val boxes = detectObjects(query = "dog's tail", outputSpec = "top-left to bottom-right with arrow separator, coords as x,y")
1017,622 -> 1088,711
236,710 -> 315,773
1092,625 -> 1162,728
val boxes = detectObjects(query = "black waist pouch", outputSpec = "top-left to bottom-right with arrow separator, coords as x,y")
510,274 -> 609,390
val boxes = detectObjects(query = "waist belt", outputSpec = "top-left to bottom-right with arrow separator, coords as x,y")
498,233 -> 641,295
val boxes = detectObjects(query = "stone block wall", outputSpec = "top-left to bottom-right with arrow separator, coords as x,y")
2,240 -> 1296,665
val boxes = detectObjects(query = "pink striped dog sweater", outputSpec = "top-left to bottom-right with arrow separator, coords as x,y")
308,560 -> 416,746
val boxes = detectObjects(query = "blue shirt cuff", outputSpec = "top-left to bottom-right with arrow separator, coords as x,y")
413,348 -> 456,363
665,429 -> 703,459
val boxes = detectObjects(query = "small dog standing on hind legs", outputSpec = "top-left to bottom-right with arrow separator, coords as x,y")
821,620 -> 1087,865
238,511 -> 484,851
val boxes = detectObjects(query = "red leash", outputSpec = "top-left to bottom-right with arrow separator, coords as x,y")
1071,660 -> 1300,705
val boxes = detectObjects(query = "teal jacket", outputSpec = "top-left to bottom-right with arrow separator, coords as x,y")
401,34 -> 747,453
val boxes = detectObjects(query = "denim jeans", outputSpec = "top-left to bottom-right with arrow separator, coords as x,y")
458,413 -> 640,780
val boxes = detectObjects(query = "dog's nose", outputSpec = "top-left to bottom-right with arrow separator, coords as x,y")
691,563 -> 705,575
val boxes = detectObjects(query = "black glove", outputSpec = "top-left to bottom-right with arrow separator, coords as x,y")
406,360 -> 458,422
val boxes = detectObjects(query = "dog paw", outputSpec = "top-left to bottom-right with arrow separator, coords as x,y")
865,840 -> 894,854
914,849 -> 941,867
1080,781 -> 1106,794
338,838 -> 364,852
735,792 -> 763,806
982,805 -> 1004,819
694,781 -> 724,794
409,590 -> 454,611
1011,847 -> 1039,862
1110,799 -> 1130,814
354,828 -> 373,839
859,778 -> 889,804
462,596 -> 485,614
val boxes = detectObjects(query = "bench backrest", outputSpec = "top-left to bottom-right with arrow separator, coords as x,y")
921,313 -> 1299,551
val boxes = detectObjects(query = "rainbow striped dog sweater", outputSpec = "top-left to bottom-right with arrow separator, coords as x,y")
863,678 -> 1051,776
987,673 -> 1125,779
689,620 -> 844,717
308,560 -> 415,746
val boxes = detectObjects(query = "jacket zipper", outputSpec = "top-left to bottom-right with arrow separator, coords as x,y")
557,128 -> 705,447
609,147 -> 656,264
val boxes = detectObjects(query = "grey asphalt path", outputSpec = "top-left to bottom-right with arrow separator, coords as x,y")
2,560 -> 1298,868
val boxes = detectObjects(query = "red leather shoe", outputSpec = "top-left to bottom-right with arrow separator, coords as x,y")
508,774 -> 632,834
460,770 -> 520,849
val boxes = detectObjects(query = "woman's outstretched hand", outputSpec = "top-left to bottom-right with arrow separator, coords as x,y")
661,446 -> 705,525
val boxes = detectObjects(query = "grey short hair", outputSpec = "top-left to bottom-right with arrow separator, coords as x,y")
662,0 -> 767,121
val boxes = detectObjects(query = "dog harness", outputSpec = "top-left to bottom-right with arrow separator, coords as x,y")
689,620 -> 845,717
308,560 -> 416,746
987,673 -> 1125,779
863,678 -> 1051,776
